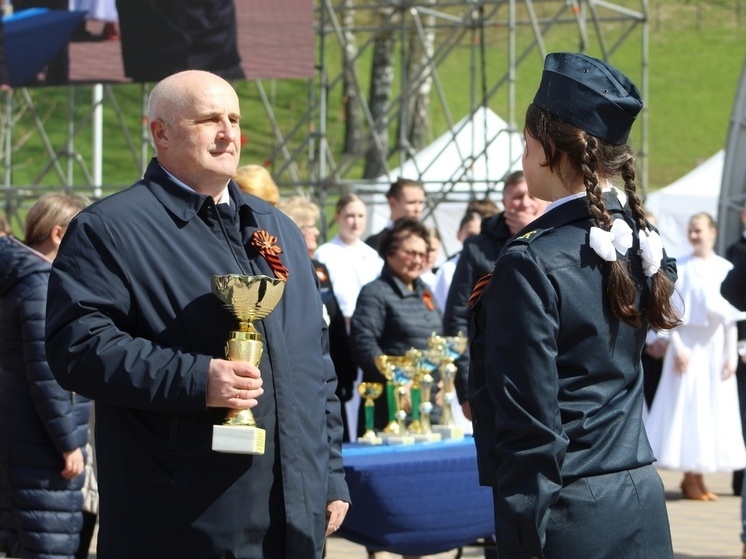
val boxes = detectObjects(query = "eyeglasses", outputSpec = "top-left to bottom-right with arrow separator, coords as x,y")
398,249 -> 427,260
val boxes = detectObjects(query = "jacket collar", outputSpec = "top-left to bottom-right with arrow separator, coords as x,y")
143,159 -> 274,224
512,190 -> 626,238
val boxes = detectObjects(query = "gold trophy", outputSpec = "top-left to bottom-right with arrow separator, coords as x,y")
357,382 -> 384,445
429,333 -> 468,440
373,354 -> 415,445
211,274 -> 286,454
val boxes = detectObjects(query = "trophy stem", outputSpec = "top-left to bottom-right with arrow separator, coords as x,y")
384,382 -> 400,434
408,385 -> 422,434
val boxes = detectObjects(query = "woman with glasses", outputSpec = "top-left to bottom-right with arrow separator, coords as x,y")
350,217 -> 443,436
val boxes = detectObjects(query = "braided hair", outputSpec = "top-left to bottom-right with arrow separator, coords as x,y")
524,103 -> 680,331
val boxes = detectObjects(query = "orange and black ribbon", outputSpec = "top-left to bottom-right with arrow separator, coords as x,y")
250,229 -> 290,281
467,272 -> 492,308
423,291 -> 435,311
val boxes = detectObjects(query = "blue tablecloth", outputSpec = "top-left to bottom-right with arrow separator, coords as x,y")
339,437 -> 494,555
3,8 -> 86,87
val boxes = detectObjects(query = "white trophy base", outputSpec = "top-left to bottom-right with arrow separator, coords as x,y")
432,424 -> 464,441
412,432 -> 442,443
212,424 -> 266,455
356,434 -> 384,445
381,434 -> 416,445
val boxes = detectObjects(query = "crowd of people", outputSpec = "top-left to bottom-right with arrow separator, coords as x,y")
1,54 -> 746,559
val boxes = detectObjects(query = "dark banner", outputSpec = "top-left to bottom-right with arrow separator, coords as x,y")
2,0 -> 314,87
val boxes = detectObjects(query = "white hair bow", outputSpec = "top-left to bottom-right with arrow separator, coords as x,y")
589,219 -> 633,262
638,228 -> 663,277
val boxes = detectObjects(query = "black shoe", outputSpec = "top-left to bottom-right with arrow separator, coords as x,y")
733,469 -> 744,496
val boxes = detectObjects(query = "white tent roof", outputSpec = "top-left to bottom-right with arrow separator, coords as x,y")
362,106 -> 524,258
645,150 -> 724,259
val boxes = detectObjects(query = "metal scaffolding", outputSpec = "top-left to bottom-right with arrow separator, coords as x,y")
1,0 -> 651,229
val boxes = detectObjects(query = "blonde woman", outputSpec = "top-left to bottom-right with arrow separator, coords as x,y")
0,193 -> 90,559
234,164 -> 280,206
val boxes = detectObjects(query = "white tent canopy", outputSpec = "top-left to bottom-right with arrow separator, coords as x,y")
361,106 -> 524,258
645,150 -> 724,259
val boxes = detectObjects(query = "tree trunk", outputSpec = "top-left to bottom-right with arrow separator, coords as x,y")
364,7 -> 395,179
341,0 -> 362,155
403,1 -> 435,154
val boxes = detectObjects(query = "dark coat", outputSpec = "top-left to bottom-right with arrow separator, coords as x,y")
723,254 -> 746,311
350,265 -> 443,432
313,259 -> 356,441
0,236 -> 90,559
443,213 -> 512,402
46,160 -> 349,559
469,194 -> 676,559
364,228 -> 388,252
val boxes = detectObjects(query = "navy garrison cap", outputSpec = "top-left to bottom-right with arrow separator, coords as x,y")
533,52 -> 643,145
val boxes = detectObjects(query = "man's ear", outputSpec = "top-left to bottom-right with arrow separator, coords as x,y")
150,119 -> 168,146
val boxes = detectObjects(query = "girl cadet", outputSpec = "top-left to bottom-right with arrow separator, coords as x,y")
468,52 -> 680,559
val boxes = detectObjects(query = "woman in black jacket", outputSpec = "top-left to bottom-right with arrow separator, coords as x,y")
0,193 -> 90,559
350,217 -> 443,435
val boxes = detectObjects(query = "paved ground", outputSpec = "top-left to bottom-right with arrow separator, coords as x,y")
74,468 -> 742,559
325,469 -> 745,559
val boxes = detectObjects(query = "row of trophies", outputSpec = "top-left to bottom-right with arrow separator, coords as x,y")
358,332 -> 468,446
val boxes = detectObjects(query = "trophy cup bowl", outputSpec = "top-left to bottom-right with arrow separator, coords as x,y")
357,382 -> 384,445
373,354 -> 415,445
211,274 -> 286,454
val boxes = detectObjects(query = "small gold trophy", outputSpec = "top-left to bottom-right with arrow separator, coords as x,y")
211,274 -> 286,454
357,382 -> 384,445
429,333 -> 468,441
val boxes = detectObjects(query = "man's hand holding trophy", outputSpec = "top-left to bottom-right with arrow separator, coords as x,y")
211,273 -> 286,455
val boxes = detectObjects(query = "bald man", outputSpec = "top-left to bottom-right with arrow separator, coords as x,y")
46,70 -> 349,559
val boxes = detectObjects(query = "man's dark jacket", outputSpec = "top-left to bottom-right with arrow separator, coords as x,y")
46,161 -> 349,559
443,213 -> 512,402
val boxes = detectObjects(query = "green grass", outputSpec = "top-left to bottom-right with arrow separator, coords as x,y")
2,0 -> 744,203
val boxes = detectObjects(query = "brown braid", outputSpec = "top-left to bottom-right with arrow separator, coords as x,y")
621,160 -> 681,330
580,137 -> 640,327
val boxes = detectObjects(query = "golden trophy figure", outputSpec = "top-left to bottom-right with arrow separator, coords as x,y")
373,355 -> 415,445
211,274 -> 286,454
429,333 -> 468,441
357,382 -> 384,445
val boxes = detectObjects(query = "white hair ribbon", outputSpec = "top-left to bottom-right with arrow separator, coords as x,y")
638,228 -> 663,277
589,219 -> 633,262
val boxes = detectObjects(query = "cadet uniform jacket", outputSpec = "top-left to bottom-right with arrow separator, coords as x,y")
469,193 -> 676,559
46,160 -> 349,559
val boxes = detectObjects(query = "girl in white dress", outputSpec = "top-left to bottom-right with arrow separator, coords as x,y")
314,193 -> 383,437
646,212 -> 746,500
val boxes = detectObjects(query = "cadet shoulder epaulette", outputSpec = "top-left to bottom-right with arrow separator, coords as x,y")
508,227 -> 553,246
